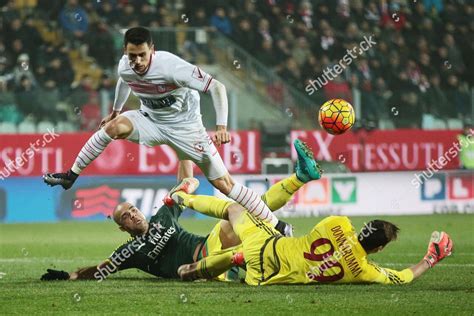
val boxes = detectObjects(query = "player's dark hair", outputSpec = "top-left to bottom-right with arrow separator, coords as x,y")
124,26 -> 153,47
358,220 -> 400,252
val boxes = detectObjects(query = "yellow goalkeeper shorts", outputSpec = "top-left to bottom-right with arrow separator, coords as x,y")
233,212 -> 281,285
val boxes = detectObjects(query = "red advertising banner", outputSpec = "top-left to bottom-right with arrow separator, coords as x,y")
291,129 -> 462,171
0,131 -> 261,177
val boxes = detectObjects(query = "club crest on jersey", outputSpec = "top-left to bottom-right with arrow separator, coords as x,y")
192,67 -> 206,81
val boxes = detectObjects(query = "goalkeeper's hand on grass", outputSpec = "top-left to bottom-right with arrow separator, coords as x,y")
423,231 -> 453,268
40,269 -> 70,281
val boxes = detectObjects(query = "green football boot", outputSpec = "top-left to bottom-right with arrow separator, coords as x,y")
294,139 -> 323,183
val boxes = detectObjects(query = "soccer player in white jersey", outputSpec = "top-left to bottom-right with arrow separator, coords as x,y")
43,26 -> 294,236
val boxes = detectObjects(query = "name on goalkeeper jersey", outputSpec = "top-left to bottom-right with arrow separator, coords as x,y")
331,225 -> 362,277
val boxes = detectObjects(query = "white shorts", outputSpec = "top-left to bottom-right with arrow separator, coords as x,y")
121,110 -> 228,180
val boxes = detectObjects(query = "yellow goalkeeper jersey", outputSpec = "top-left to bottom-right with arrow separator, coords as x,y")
256,216 -> 414,285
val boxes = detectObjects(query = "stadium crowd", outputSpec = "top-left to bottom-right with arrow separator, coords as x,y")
0,0 -> 472,131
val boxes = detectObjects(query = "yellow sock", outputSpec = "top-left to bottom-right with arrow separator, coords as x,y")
261,174 -> 304,211
196,250 -> 235,279
174,192 -> 233,219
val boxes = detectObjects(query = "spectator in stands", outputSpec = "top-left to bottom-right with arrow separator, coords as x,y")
139,3 -> 158,27
9,39 -> 29,62
97,73 -> 115,113
0,39 -> 13,69
372,77 -> 392,120
256,18 -> 272,49
183,8 -> 215,64
274,39 -> 292,66
232,18 -> 257,53
67,74 -> 96,115
38,79 -> 69,124
0,77 -> 21,123
424,74 -> 450,118
36,0 -> 63,20
12,54 -> 37,88
43,55 -> 74,98
278,57 -> 302,90
424,0 -> 444,13
59,0 -> 89,48
80,94 -> 101,131
316,20 -> 337,58
394,91 -> 425,129
189,7 -> 209,27
5,17 -> 43,62
0,0 -> 21,26
97,2 -> 120,27
256,39 -> 279,68
85,20 -> 115,70
210,7 -> 232,36
292,37 -> 311,67
15,75 -> 45,122
443,34 -> 466,75
115,4 -> 139,28
445,75 -> 470,119
0,56 -> 14,84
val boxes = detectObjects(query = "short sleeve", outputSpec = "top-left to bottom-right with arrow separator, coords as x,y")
168,53 -> 213,92
104,240 -> 142,273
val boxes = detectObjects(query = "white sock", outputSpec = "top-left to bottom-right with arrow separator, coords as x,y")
228,183 -> 278,226
71,129 -> 113,174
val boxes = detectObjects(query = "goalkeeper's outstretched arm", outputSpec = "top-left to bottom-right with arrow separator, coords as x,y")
41,262 -> 109,281
367,231 -> 453,284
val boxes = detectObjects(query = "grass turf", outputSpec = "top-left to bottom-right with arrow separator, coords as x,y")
0,214 -> 473,315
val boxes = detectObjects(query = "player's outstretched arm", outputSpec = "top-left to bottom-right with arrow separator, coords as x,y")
367,231 -> 453,284
208,80 -> 230,146
408,259 -> 431,280
99,78 -> 131,128
40,263 -> 106,281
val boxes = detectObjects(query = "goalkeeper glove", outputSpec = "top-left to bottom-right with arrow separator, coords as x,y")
40,269 -> 70,281
423,231 -> 453,268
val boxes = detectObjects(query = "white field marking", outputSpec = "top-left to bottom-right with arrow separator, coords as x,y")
0,258 -> 103,263
383,263 -> 474,268
382,253 -> 472,256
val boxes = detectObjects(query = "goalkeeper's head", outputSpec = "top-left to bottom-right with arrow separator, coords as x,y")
358,220 -> 400,254
112,202 -> 149,236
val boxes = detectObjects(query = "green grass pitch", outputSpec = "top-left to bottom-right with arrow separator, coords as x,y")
1,214 -> 473,315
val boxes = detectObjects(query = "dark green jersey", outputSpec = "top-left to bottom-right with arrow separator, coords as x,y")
105,204 -> 206,279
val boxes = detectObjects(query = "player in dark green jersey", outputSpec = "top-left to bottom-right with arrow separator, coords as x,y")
40,178 -> 242,282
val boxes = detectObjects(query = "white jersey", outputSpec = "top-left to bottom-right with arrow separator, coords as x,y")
118,51 -> 213,125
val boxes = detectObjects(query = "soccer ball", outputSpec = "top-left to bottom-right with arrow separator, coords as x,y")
318,99 -> 355,135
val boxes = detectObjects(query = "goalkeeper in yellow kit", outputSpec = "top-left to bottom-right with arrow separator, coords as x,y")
173,139 -> 454,285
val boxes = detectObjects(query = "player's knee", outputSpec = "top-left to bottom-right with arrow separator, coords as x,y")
177,263 -> 199,281
105,116 -> 133,139
227,203 -> 244,218
211,175 -> 234,195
